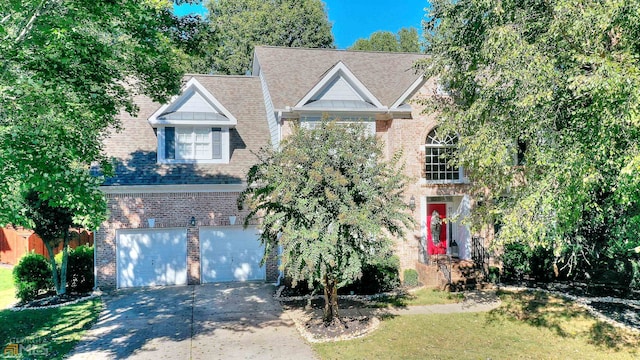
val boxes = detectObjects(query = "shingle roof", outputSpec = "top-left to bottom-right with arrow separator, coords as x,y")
102,75 -> 269,185
254,46 -> 427,109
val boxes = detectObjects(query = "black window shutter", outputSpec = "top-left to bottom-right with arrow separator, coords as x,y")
165,127 -> 175,159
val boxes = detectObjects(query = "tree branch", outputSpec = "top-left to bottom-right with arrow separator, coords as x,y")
15,0 -> 47,44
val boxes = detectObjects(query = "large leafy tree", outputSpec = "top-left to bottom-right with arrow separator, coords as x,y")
349,28 -> 421,53
421,0 -> 640,285
206,0 -> 334,75
240,121 -> 412,323
0,0 -> 188,294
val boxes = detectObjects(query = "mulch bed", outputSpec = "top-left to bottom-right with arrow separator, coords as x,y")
588,301 -> 640,330
280,296 -> 380,342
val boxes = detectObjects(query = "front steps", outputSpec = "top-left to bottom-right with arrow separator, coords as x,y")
416,258 -> 489,291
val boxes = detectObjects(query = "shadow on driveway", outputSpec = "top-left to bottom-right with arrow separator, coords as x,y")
67,282 -> 317,359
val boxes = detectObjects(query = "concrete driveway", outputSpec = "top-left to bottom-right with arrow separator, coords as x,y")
67,283 -> 317,360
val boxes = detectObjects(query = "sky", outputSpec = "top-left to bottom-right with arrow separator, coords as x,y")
173,1 -> 429,49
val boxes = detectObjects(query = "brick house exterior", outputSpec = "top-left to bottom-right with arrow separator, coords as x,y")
95,47 -> 473,289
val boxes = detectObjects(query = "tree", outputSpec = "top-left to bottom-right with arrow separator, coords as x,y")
240,121 -> 412,323
206,0 -> 334,75
349,27 -> 421,53
421,0 -> 640,285
0,0 -> 187,295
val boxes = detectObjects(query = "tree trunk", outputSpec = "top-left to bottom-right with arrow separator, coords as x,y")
43,241 -> 60,295
43,235 -> 69,296
322,274 -> 339,323
58,233 -> 69,295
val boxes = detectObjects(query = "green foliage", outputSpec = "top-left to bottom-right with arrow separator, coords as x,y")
349,27 -> 421,53
0,0 -> 185,231
205,0 -> 334,75
487,266 -> 501,284
403,268 -> 420,288
343,255 -> 401,295
13,252 -> 53,303
241,120 -> 413,320
55,245 -> 94,293
421,0 -> 640,286
501,243 -> 557,282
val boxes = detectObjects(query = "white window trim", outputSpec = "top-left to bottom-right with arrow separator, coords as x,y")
420,144 -> 467,185
157,126 -> 230,164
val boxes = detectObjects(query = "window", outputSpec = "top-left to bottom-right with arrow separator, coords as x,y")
159,127 -> 228,163
424,128 -> 462,182
299,116 -> 376,136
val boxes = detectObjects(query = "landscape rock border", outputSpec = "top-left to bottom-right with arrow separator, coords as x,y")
499,285 -> 640,334
9,290 -> 102,311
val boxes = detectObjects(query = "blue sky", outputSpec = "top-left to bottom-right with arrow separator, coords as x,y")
173,1 -> 429,49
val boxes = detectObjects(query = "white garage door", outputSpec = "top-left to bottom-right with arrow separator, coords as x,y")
200,227 -> 266,283
117,228 -> 188,288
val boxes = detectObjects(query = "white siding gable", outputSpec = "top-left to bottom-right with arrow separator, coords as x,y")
312,76 -> 363,102
171,90 -> 219,113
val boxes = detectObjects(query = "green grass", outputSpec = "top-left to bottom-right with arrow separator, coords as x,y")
0,298 -> 102,359
404,288 -> 464,306
314,290 -> 640,359
374,288 -> 464,308
0,267 -> 17,309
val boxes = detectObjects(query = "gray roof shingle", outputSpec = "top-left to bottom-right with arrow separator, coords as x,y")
254,46 -> 427,109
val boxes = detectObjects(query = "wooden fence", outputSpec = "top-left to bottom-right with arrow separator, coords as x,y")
0,227 -> 93,265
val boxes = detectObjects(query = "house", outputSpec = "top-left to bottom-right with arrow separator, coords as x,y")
95,46 -> 474,289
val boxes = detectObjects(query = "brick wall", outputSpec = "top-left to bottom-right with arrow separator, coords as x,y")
379,80 -> 471,274
96,191 -> 277,289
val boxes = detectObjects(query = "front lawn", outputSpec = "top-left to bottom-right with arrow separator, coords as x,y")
0,267 -> 17,309
0,298 -> 102,359
373,288 -> 464,308
314,290 -> 640,359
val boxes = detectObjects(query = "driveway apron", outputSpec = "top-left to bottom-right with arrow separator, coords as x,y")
67,283 -> 317,360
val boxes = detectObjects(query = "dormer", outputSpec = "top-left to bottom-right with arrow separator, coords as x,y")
148,78 -> 237,164
293,61 -> 386,113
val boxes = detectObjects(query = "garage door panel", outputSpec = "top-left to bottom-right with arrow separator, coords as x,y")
117,229 -> 187,288
201,227 -> 265,283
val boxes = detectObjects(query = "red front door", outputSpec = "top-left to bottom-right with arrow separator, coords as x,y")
427,203 -> 447,255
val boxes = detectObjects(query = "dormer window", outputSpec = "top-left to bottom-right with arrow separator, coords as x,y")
158,126 -> 228,163
148,78 -> 237,165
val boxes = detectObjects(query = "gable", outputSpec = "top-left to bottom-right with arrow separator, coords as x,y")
313,76 -> 362,102
148,78 -> 238,126
254,46 -> 428,110
294,61 -> 384,112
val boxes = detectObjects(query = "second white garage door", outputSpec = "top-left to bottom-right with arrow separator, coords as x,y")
200,227 -> 266,283
117,228 -> 188,288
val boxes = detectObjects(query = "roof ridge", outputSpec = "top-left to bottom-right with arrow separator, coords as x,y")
255,45 -> 427,56
185,74 -> 259,79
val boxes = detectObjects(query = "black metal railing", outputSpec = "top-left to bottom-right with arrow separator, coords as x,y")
471,236 -> 489,278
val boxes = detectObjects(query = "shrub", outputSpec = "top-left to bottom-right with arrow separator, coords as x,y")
342,255 -> 401,295
502,243 -> 556,282
56,245 -> 94,293
403,269 -> 419,287
13,252 -> 53,302
500,243 -> 531,282
487,266 -> 501,284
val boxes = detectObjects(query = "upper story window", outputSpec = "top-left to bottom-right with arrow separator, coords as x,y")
148,78 -> 238,165
158,126 -> 229,164
300,116 -> 376,136
424,127 -> 463,182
